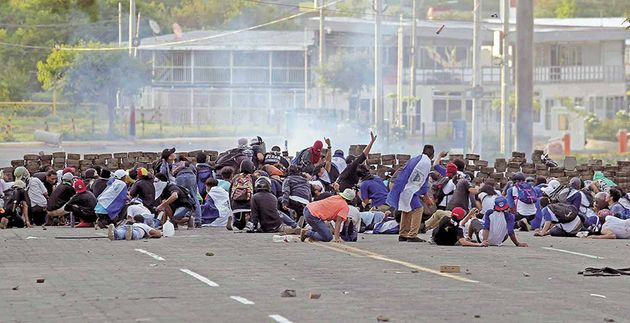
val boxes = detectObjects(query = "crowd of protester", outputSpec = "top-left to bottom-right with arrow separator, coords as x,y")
1,133 -> 630,244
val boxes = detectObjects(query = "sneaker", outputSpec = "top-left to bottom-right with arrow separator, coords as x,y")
75,221 -> 94,228
226,215 -> 233,231
398,236 -> 408,242
245,221 -> 256,233
187,216 -> 194,230
125,225 -> 133,240
406,237 -> 426,243
283,227 -> 302,235
107,224 -> 115,241
300,228 -> 309,242
297,216 -> 305,228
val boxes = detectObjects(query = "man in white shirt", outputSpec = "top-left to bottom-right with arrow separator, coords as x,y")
108,215 -> 162,240
27,176 -> 49,226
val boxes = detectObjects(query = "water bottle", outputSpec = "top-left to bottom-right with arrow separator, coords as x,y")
163,219 -> 175,237
272,235 -> 287,242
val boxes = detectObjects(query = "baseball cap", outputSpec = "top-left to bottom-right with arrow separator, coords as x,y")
63,167 -> 76,175
512,172 -> 525,182
494,196 -> 510,211
451,207 -> 466,221
62,172 -> 74,182
161,147 -> 176,160
114,169 -> 128,180
339,188 -> 356,201
446,163 -> 458,177
73,179 -> 87,193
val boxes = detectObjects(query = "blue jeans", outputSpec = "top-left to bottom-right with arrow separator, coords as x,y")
173,207 -> 191,221
278,210 -> 298,228
176,173 -> 201,224
304,208 -> 333,242
114,226 -> 144,240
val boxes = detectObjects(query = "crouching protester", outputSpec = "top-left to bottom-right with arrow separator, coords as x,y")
469,197 -> 528,247
300,189 -> 355,242
0,180 -> 31,229
95,170 -> 129,228
64,179 -> 97,228
431,207 -> 482,247
107,215 -> 162,241
246,177 -> 300,234
534,197 -> 581,237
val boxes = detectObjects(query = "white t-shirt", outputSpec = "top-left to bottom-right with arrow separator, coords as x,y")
486,211 -> 508,246
27,177 -> 48,208
438,179 -> 456,207
478,193 -> 497,215
132,222 -> 154,238
127,204 -> 152,219
602,216 -> 630,239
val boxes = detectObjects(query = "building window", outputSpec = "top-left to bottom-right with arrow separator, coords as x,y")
465,100 -> 472,121
558,114 -> 570,131
433,99 -> 447,122
448,100 -> 462,121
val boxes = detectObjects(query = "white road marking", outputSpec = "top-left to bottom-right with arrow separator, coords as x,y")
590,293 -> 607,299
269,314 -> 293,323
179,269 -> 219,287
542,247 -> 604,259
230,296 -> 255,305
134,248 -> 165,261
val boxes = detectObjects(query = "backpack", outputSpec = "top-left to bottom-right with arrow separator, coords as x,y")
216,148 -> 248,171
581,189 -> 594,208
152,160 -> 163,175
340,218 -> 358,242
230,174 -> 253,202
547,203 -> 578,223
432,177 -> 453,205
516,182 -> 537,204
616,197 -> 630,218
176,185 -> 197,211
550,185 -> 571,204
1,188 -> 19,215
291,149 -> 308,166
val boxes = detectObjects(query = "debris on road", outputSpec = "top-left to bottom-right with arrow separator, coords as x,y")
281,289 -> 296,298
12,286 -> 18,290
205,252 -> 214,257
474,314 -> 481,318
376,315 -> 390,322
440,265 -> 460,273
42,226 -> 47,231
342,291 -> 349,295
411,270 -> 419,273
36,278 -> 45,283
309,293 -> 321,299
604,318 -> 616,322
523,272 -> 531,277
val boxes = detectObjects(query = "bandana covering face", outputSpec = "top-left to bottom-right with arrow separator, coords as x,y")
309,140 -> 323,164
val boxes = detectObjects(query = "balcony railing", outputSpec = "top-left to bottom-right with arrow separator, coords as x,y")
401,65 -> 624,85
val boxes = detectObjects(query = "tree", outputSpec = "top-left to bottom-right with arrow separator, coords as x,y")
555,0 -> 577,18
37,47 -> 150,135
319,51 -> 373,96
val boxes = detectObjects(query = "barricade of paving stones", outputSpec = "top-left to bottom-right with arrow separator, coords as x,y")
3,148 -> 630,192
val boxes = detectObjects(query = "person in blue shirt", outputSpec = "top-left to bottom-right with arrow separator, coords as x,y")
386,145 -> 434,242
358,164 -> 390,212
608,187 -> 630,219
480,197 -> 528,247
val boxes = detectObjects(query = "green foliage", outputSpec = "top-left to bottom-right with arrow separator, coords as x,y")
586,110 -> 630,141
318,51 -> 373,95
555,0 -> 577,18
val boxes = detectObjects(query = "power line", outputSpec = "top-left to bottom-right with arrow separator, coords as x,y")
0,0 -> 345,52
0,19 -> 117,28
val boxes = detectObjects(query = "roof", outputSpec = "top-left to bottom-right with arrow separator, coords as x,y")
139,30 -> 313,51
307,16 -> 630,43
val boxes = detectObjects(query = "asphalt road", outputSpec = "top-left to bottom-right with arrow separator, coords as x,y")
1,227 -> 629,323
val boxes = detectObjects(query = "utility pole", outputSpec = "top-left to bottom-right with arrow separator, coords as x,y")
128,0 -> 135,55
515,0 -> 534,154
318,0 -> 326,114
396,14 -> 404,128
374,0 -> 384,134
408,0 -> 418,135
500,0 -> 511,156
471,0 -> 482,154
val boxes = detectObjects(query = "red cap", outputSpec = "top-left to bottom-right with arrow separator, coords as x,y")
446,163 -> 458,177
451,207 -> 466,221
63,167 -> 76,175
73,179 -> 87,193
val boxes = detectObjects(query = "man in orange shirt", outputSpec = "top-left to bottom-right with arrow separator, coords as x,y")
300,189 -> 355,242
